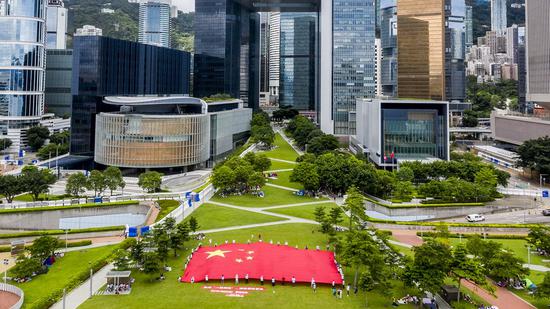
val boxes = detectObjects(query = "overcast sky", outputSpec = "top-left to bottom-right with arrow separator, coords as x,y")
174,0 -> 194,12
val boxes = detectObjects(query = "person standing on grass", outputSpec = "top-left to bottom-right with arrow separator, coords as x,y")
235,274 -> 239,285
260,275 -> 264,285
292,276 -> 296,287
221,274 -> 224,285
346,284 -> 350,296
271,277 -> 276,287
312,282 -> 317,293
205,275 -> 208,283
245,273 -> 249,284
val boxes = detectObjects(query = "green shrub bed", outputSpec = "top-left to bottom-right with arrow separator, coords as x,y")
0,226 -> 124,239
364,196 -> 484,208
0,240 -> 93,252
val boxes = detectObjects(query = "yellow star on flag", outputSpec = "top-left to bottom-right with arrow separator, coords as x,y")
247,251 -> 254,255
205,250 -> 231,259
246,256 -> 253,260
235,258 -> 243,263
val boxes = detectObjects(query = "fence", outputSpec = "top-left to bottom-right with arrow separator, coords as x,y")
0,282 -> 24,309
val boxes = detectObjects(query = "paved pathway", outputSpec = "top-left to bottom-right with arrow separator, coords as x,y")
524,264 -> 550,272
391,229 -> 425,246
50,263 -> 114,309
266,169 -> 294,173
265,183 -> 298,192
260,200 -> 333,210
461,279 -> 536,309
268,158 -> 297,164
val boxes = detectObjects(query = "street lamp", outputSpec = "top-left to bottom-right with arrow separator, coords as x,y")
540,174 -> 548,190
3,258 -> 9,284
89,262 -> 93,297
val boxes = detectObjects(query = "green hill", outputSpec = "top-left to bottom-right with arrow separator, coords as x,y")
65,0 -> 194,51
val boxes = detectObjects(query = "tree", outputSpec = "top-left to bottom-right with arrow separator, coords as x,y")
142,252 -> 161,280
188,216 -> 199,233
138,171 -> 163,193
169,221 -> 190,256
27,126 -> 50,151
536,272 -> 550,299
37,143 -> 69,160
251,125 -> 275,147
396,166 -> 414,182
528,226 -> 550,255
307,134 -> 340,155
104,166 -> 125,195
247,172 -> 266,189
0,138 -> 12,151
212,166 -> 236,193
313,206 -> 326,225
290,162 -> 320,191
517,136 -> 550,177
153,228 -> 170,263
65,172 -> 87,197
113,249 -> 131,271
485,250 -> 529,282
20,166 -> 56,201
49,130 -> 70,145
29,235 -> 60,261
342,186 -> 365,230
251,112 -> 270,127
450,244 -> 487,303
328,207 -> 343,229
130,240 -> 145,265
87,170 -> 106,196
0,174 -> 22,203
11,255 -> 43,279
341,231 -> 388,289
393,181 -> 415,201
253,153 -> 271,172
462,110 -> 479,127
474,167 -> 498,195
404,240 -> 452,294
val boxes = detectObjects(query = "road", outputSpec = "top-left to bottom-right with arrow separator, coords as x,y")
441,208 -> 550,224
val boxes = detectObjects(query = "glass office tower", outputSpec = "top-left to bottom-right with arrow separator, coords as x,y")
445,0 -> 466,102
193,0 -> 260,110
332,0 -> 376,135
380,0 -> 397,97
0,0 -> 46,134
279,12 -> 317,111
138,0 -> 171,48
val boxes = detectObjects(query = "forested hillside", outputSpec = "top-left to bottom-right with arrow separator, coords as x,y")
65,0 -> 194,51
473,0 -> 525,39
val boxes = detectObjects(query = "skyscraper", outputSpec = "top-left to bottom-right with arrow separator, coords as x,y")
46,0 -> 68,49
0,0 -> 47,136
445,0 -> 466,102
380,0 -> 398,97
331,0 -> 376,135
526,0 -> 550,109
465,4 -> 473,49
397,0 -> 446,101
268,12 -> 280,104
138,0 -> 171,48
491,0 -> 507,33
279,12 -> 317,111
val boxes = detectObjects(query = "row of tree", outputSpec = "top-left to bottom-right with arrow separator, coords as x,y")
212,152 -> 271,195
11,235 -> 63,279
65,167 -> 126,197
286,115 -> 340,155
0,166 -> 56,202
517,136 -> 550,177
250,112 -> 275,148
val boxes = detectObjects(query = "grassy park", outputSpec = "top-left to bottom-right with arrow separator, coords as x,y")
210,185 -> 327,207
268,160 -> 296,171
259,133 -> 299,162
183,203 -> 287,230
265,203 -> 340,221
14,245 -> 116,308
266,171 -> 303,190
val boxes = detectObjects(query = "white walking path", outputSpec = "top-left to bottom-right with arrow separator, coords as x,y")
265,183 -> 298,192
268,158 -> 297,164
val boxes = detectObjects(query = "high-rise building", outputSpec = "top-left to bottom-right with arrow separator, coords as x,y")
397,0 -> 465,102
397,0 -> 446,101
194,0 -> 376,135
0,0 -> 47,141
268,12 -> 280,104
375,38 -> 382,97
491,0 -> 507,33
138,0 -> 171,48
465,4 -> 473,49
526,0 -> 550,109
259,12 -> 270,94
380,0 -> 398,97
45,49 -> 72,117
279,12 -> 317,111
445,0 -> 466,102
330,0 -> 376,135
70,36 -> 191,155
46,0 -> 68,49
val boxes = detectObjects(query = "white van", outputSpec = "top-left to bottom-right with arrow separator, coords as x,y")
466,214 -> 485,222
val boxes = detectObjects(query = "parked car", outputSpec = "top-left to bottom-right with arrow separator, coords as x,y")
542,209 -> 550,216
466,214 -> 485,222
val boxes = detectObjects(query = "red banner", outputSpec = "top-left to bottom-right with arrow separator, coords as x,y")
181,243 -> 343,284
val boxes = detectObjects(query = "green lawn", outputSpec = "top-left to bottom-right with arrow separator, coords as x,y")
510,270 -> 549,309
268,159 -> 296,171
80,224 -> 416,309
448,238 -> 548,267
14,245 -> 116,308
14,193 -> 72,202
184,203 -> 287,230
156,200 -> 181,222
265,203 -> 340,221
193,180 -> 212,193
211,185 -> 326,207
266,171 -> 303,190
259,133 -> 299,162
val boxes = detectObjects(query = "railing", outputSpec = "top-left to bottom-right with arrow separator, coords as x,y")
0,283 -> 24,309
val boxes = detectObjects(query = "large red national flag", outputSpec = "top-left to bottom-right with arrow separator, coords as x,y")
181,242 -> 343,284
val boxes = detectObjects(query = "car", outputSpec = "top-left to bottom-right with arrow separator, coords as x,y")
466,214 -> 485,222
542,209 -> 550,216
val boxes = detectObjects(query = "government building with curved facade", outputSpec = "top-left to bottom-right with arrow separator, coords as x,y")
94,96 -> 252,169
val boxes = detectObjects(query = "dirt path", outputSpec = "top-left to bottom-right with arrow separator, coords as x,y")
391,230 -> 424,246
461,279 -> 536,309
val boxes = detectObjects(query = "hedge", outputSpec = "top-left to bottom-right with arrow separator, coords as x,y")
416,232 -> 527,239
0,240 -> 93,252
26,239 -> 135,309
0,200 -> 138,214
363,196 -> 484,209
367,217 -> 541,229
0,226 -> 125,239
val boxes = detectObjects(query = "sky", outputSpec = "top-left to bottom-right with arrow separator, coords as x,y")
174,0 -> 194,12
